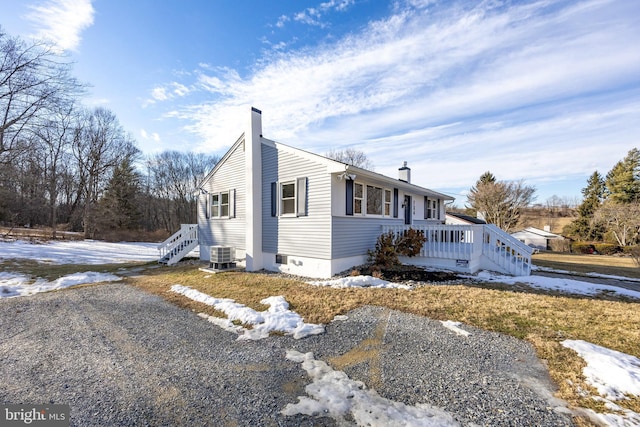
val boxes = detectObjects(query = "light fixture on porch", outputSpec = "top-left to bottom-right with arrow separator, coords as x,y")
337,172 -> 356,181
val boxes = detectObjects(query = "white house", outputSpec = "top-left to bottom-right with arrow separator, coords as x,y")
158,107 -> 533,278
511,227 -> 564,251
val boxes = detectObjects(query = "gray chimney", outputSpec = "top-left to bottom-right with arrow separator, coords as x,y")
398,161 -> 411,183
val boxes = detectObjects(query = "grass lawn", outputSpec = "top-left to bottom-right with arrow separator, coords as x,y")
533,252 -> 640,279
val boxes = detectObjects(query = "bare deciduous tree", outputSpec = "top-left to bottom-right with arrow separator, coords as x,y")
146,151 -> 219,232
0,28 -> 81,162
326,148 -> 374,170
33,103 -> 78,237
594,202 -> 640,247
467,174 -> 536,232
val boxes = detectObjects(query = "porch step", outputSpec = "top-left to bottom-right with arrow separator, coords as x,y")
157,224 -> 198,266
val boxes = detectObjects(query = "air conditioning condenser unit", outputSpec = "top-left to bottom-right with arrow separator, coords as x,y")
210,246 -> 236,270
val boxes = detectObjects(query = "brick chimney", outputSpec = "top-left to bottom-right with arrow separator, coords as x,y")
399,161 -> 411,183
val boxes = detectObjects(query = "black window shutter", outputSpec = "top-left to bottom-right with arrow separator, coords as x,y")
393,188 -> 399,218
346,179 -> 353,216
271,182 -> 277,217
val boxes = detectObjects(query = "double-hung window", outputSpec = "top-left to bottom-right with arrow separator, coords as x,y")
280,182 -> 296,215
210,190 -> 234,219
425,198 -> 439,219
271,177 -> 307,217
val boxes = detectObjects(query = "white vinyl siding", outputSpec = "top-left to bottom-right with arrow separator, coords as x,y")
262,144 -> 331,259
198,141 -> 245,250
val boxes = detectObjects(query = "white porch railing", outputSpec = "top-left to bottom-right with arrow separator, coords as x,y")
481,224 -> 533,276
158,224 -> 198,265
381,224 -> 532,276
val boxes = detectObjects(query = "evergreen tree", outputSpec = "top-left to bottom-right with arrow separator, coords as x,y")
564,171 -> 605,240
96,157 -> 142,231
605,148 -> 640,203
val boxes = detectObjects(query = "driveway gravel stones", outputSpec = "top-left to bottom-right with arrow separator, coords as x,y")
0,282 -> 575,426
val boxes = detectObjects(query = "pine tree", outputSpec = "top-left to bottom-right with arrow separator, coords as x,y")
96,158 -> 142,231
605,148 -> 640,203
565,171 -> 606,240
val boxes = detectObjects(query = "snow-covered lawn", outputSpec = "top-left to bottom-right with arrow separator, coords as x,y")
0,239 -> 159,298
0,239 -> 159,264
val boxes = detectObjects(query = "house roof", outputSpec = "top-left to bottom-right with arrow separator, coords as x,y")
445,212 -> 487,224
199,132 -> 454,201
511,227 -> 563,239
265,138 -> 454,200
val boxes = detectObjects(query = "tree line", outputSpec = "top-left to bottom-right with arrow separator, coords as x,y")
564,148 -> 640,247
464,148 -> 639,250
0,27 -> 218,240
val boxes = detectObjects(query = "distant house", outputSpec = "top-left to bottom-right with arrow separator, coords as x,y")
510,227 -> 564,251
158,107 -> 534,277
445,212 -> 486,226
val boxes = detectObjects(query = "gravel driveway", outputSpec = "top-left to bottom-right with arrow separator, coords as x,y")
0,282 -> 575,426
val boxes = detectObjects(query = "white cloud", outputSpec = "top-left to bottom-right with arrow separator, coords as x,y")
140,129 -> 160,142
145,82 -> 192,106
277,0 -> 355,28
157,0 -> 640,197
26,0 -> 94,51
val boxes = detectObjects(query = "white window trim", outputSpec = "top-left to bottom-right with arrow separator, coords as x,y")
425,197 -> 440,220
354,182 -> 393,217
210,190 -> 233,219
280,181 -> 297,217
275,177 -> 306,217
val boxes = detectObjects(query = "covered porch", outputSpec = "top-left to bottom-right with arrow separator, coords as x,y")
382,224 -> 533,276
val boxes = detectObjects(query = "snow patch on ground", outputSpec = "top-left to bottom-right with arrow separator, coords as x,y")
475,271 -> 640,300
533,265 -> 640,283
170,284 -> 325,340
0,271 -> 121,298
440,320 -> 471,337
307,275 -> 410,289
282,350 -> 460,426
562,340 -> 640,426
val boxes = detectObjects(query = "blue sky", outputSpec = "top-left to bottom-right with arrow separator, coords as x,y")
2,0 -> 639,206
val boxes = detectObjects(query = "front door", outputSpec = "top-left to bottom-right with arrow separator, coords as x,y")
404,195 -> 412,225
